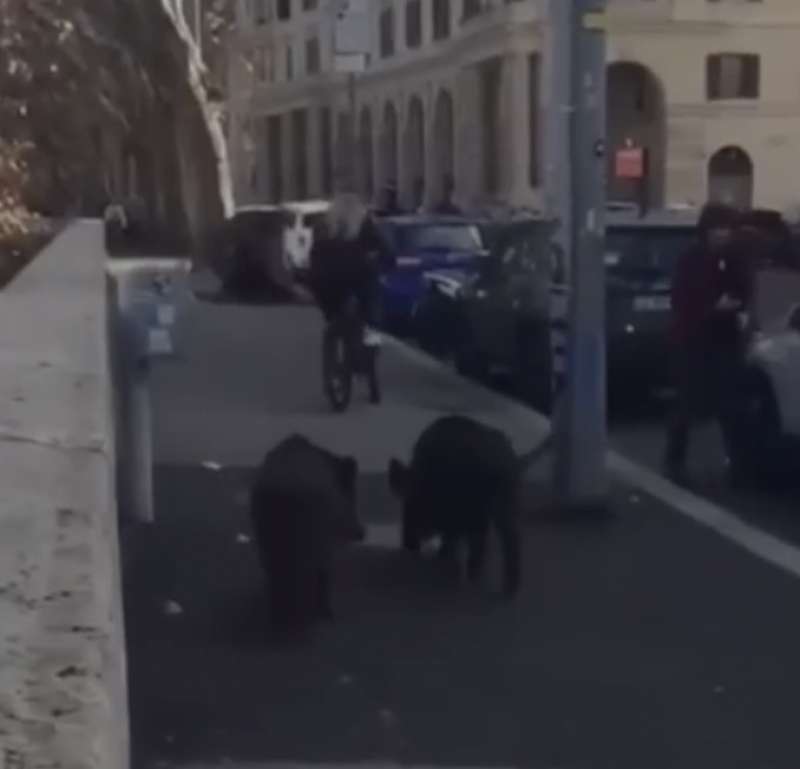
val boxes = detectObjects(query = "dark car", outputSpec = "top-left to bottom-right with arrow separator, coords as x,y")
740,208 -> 800,271
415,216 -> 560,412
209,206 -> 295,301
604,211 -> 696,397
415,210 -> 696,411
375,216 -> 489,331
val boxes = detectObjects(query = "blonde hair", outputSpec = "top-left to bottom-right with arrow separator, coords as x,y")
326,193 -> 367,241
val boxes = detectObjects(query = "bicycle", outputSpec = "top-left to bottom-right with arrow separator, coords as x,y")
322,295 -> 381,412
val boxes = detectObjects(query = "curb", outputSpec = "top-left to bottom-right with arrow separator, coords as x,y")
386,334 -> 800,582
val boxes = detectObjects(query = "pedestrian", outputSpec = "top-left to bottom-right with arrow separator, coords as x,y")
412,176 -> 425,214
432,173 -> 462,216
663,202 -> 753,484
375,181 -> 402,216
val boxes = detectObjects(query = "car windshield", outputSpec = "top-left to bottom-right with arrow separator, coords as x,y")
605,226 -> 694,287
234,211 -> 287,235
396,223 -> 483,253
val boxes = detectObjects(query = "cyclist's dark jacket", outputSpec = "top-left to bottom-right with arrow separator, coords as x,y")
309,218 -> 392,322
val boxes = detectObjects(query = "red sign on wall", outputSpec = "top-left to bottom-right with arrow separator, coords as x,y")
615,147 -> 645,180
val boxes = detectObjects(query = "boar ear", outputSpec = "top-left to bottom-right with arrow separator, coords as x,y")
388,458 -> 409,496
337,456 -> 358,495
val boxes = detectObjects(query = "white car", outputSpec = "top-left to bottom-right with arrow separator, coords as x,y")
280,200 -> 330,274
726,303 -> 800,484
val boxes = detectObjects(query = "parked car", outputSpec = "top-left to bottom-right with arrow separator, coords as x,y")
415,209 -> 697,410
375,215 -> 489,331
603,209 -> 696,398
740,208 -> 800,271
415,216 -> 560,412
210,205 -> 295,300
280,199 -> 330,278
724,304 -> 800,486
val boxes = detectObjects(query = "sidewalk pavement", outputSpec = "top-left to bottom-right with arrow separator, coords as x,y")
123,287 -> 800,769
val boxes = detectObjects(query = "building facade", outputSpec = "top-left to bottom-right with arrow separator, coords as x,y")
228,0 -> 800,215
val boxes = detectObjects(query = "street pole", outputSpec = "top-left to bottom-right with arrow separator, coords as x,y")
545,0 -> 573,267
113,273 -> 155,525
545,0 -> 574,486
332,0 -> 367,195
347,70 -> 358,193
553,0 -> 609,507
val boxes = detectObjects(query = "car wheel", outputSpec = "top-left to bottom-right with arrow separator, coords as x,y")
415,293 -> 453,359
724,368 -> 783,488
454,335 -> 488,381
514,324 -> 552,414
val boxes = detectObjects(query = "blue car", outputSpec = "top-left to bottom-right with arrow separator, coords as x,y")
375,216 -> 489,332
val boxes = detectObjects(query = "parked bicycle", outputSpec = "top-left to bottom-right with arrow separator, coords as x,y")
322,294 -> 381,412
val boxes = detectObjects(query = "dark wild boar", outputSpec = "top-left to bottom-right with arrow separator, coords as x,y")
389,415 -> 551,598
250,435 -> 364,636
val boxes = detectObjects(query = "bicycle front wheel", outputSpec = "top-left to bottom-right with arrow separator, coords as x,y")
322,323 -> 352,412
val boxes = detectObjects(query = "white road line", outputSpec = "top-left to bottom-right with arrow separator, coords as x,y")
610,453 -> 800,580
387,335 -> 800,582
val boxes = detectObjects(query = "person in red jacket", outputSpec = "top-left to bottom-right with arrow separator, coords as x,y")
663,202 -> 753,483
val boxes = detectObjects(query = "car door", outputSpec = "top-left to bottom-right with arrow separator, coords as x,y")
772,306 -> 800,436
466,241 -> 526,369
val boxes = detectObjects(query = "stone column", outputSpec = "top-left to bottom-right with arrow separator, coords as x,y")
499,51 -> 532,207
307,105 -> 324,198
398,99 -> 413,209
281,112 -> 295,202
423,93 -> 438,211
455,64 -> 482,210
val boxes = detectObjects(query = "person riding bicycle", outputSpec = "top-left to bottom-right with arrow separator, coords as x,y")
308,193 -> 393,347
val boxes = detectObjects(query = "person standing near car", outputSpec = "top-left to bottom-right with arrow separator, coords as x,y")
376,181 -> 402,216
663,202 -> 753,484
432,174 -> 462,215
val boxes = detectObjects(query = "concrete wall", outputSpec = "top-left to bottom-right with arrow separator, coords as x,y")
0,221 -> 128,768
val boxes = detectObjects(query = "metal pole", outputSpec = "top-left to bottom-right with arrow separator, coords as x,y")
545,0 -> 574,264
348,71 -> 358,193
554,0 -> 608,506
114,274 -> 156,525
546,0 -> 574,489
128,357 -> 155,524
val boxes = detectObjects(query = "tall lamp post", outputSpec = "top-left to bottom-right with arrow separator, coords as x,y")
332,0 -> 368,194
550,0 -> 610,510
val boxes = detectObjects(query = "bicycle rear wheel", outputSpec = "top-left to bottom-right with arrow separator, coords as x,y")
323,322 -> 352,412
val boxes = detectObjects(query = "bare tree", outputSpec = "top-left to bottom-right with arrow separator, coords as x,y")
0,0 -> 232,261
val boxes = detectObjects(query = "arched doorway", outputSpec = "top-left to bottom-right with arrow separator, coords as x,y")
380,102 -> 399,196
431,89 -> 455,207
359,107 -> 374,202
403,96 -> 425,210
606,62 -> 666,209
708,146 -> 753,209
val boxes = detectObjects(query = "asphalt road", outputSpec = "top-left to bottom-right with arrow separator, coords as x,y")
123,287 -> 800,769
608,399 -> 800,549
486,352 -> 800,551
